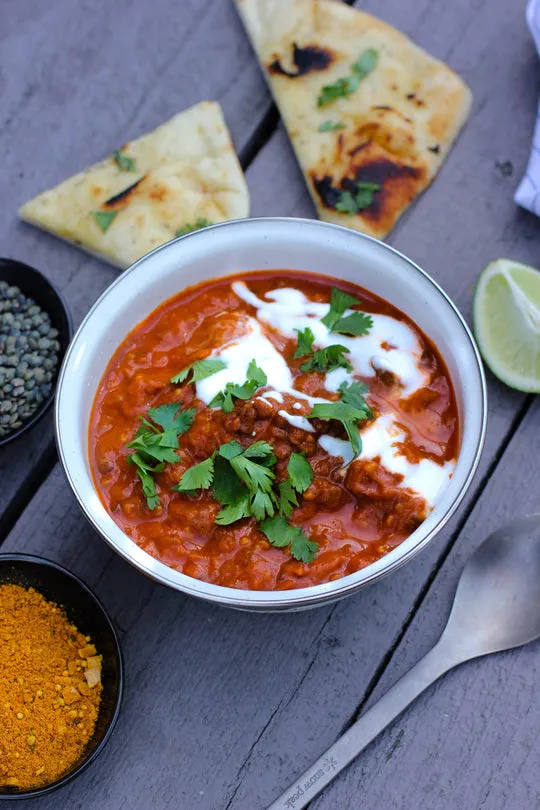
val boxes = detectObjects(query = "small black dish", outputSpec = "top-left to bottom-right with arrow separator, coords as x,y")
0,258 -> 73,449
0,554 -> 124,800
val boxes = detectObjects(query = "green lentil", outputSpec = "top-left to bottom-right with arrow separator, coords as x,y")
0,282 -> 60,437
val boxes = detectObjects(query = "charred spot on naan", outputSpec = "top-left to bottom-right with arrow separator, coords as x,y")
268,43 -> 334,77
103,177 -> 146,209
311,141 -> 426,234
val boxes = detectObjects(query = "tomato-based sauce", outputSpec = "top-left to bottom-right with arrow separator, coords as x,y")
90,270 -> 459,590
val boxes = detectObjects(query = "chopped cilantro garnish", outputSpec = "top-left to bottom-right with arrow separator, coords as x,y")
287,452 -> 314,494
321,287 -> 373,336
351,49 -> 378,77
322,288 -> 362,329
113,149 -> 137,172
126,402 -> 196,509
317,48 -> 378,107
338,380 -> 373,419
174,440 -> 318,560
170,357 -> 227,385
318,120 -> 346,132
209,360 -> 267,413
146,403 -> 196,434
300,344 -> 352,374
278,480 -> 299,518
307,401 -> 368,458
91,210 -> 118,233
175,455 -> 215,492
176,218 -> 214,238
174,439 -> 278,524
260,515 -> 318,563
333,311 -> 373,336
293,326 -> 315,359
335,184 -> 381,215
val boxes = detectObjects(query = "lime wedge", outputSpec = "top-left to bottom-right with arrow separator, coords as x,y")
473,259 -> 540,392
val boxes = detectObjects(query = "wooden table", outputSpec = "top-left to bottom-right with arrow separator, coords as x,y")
1,1 -> 539,807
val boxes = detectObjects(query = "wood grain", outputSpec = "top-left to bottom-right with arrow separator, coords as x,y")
0,0 -> 538,808
0,0 -> 273,524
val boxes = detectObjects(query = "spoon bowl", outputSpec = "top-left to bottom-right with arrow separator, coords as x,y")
441,513 -> 540,661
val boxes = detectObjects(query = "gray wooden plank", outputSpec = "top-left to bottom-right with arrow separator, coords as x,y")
1,0 -> 538,808
306,404 -> 540,810
0,0 -> 273,522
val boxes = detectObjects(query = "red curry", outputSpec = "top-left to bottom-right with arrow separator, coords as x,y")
90,271 -> 459,591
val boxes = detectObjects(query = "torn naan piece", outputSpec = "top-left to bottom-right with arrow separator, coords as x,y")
234,0 -> 472,239
19,101 -> 249,268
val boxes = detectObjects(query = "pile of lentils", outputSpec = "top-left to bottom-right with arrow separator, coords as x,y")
0,281 -> 60,438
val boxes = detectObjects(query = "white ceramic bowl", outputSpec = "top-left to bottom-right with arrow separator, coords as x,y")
56,218 -> 487,611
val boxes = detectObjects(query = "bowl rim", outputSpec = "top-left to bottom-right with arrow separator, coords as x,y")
55,216 -> 487,610
0,259 -> 73,450
0,552 -> 124,800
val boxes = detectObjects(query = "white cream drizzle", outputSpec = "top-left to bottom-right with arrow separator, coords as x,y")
318,435 -> 356,465
318,413 -> 454,507
232,281 -> 427,396
278,411 -> 315,432
193,281 -> 454,509
261,390 -> 284,403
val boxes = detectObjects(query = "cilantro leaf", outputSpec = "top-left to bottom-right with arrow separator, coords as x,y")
176,218 -> 213,238
332,311 -> 373,336
175,456 -> 215,492
135,468 -> 161,511
215,495 -> 251,525
212,455 -> 245,504
300,344 -> 352,374
318,120 -> 346,132
308,401 -> 368,457
335,184 -> 381,215
125,401 -> 195,509
230,455 -> 275,494
147,403 -> 196,434
246,359 -> 267,387
251,490 -> 277,522
278,480 -> 299,518
218,440 -> 244,460
321,287 -> 362,330
113,149 -> 137,172
170,357 -> 227,385
317,49 -> 378,107
290,532 -> 320,564
351,49 -> 378,77
338,380 -> 372,418
260,515 -> 318,563
293,326 -> 315,359
242,441 -> 274,459
91,210 -> 118,233
126,437 -> 179,465
209,361 -> 267,412
287,452 -> 314,493
334,191 -> 358,215
318,77 -> 356,107
259,515 -> 291,547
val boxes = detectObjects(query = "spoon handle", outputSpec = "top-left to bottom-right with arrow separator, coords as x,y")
267,640 -> 453,810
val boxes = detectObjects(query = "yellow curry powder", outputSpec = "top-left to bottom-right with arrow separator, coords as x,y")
0,584 -> 103,790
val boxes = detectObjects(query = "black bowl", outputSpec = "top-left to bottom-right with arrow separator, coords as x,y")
0,554 -> 123,799
0,258 -> 73,448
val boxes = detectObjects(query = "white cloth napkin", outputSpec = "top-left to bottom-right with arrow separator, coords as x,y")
515,0 -> 540,214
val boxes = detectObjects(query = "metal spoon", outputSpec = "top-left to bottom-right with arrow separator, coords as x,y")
268,514 -> 540,810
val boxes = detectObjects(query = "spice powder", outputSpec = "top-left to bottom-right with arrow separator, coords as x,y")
0,584 -> 102,790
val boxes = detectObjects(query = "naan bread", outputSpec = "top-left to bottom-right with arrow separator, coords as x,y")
235,0 -> 472,239
19,102 -> 249,268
